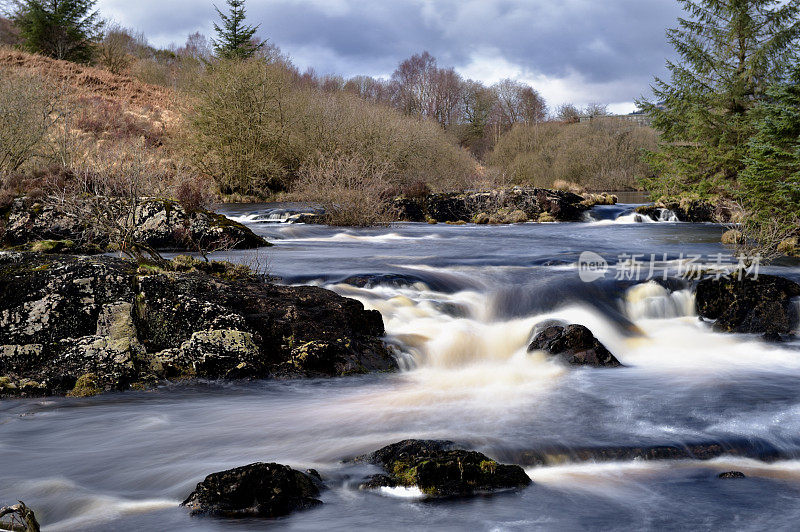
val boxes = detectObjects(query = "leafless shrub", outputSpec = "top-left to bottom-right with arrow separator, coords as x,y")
57,139 -> 171,264
727,201 -> 800,264
0,68 -> 60,175
173,175 -> 213,212
489,118 -> 657,190
293,152 -> 393,226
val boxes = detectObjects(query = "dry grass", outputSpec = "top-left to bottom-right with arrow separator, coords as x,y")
0,47 -> 174,111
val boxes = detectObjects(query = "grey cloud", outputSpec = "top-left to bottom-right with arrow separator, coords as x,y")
97,0 -> 684,103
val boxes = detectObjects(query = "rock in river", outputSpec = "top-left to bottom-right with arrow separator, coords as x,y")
695,274 -> 800,336
0,252 -> 397,397
182,462 -> 323,518
528,323 -> 621,367
356,439 -> 531,498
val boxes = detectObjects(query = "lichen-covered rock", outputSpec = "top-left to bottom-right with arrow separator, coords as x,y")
0,253 -> 396,397
356,439 -> 531,498
528,323 -> 621,367
182,462 -> 322,518
695,274 -> 800,336
1,197 -> 269,252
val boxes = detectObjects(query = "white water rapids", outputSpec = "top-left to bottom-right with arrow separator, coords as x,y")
4,206 -> 800,531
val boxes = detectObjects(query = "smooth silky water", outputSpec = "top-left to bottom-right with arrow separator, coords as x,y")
4,204 -> 800,530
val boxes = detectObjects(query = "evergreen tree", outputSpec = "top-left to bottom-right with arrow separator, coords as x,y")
212,0 -> 263,60
740,65 -> 800,226
13,0 -> 103,63
639,0 -> 800,197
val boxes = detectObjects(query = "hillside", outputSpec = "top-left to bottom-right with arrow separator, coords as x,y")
0,47 -> 174,110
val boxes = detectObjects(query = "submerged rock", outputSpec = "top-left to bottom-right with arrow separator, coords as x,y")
0,253 -> 396,397
695,274 -> 800,335
718,471 -> 746,479
499,438 -> 785,467
356,439 -> 531,498
182,462 -> 322,518
528,324 -> 621,367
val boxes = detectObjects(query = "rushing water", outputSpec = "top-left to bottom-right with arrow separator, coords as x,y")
4,204 -> 800,531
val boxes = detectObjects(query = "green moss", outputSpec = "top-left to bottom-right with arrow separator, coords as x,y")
30,239 -> 75,253
68,373 -> 101,397
479,460 -> 498,474
391,460 -> 420,487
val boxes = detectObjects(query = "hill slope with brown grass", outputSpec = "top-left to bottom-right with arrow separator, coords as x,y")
0,47 -> 175,110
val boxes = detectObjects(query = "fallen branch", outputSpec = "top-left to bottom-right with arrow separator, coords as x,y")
0,502 -> 40,532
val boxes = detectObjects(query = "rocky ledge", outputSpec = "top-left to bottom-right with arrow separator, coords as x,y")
0,253 -> 396,397
391,187 -> 608,224
0,197 -> 268,253
695,274 -> 800,338
355,439 -> 532,498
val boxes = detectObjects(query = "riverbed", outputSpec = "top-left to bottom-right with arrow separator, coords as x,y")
3,203 -> 800,530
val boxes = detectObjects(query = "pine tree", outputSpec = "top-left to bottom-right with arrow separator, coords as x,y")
638,0 -> 800,197
13,0 -> 103,63
212,0 -> 263,60
740,65 -> 800,226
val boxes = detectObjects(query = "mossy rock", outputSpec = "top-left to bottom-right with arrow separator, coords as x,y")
68,373 -> 101,397
721,229 -> 742,245
30,239 -> 75,253
357,439 -> 531,498
778,237 -> 799,256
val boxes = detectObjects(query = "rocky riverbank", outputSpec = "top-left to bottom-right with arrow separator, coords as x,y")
0,253 -> 396,397
390,187 -> 613,224
0,197 -> 268,253
635,197 -> 739,223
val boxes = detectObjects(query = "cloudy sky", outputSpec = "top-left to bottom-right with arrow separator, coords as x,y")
96,0 -> 683,114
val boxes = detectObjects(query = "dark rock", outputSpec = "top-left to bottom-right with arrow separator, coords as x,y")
356,439 -> 531,498
528,324 -> 621,367
718,471 -> 746,479
1,197 -> 269,252
182,462 -> 322,518
695,274 -> 800,334
635,199 -> 734,223
426,194 -> 471,223
0,253 -> 396,397
389,187 -> 590,224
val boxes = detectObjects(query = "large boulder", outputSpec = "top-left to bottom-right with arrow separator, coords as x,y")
356,439 -> 531,498
528,323 -> 621,367
1,197 -> 268,252
695,274 -> 800,335
182,463 -> 322,518
0,253 -> 396,397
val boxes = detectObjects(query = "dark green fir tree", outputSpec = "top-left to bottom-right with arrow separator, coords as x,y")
638,0 -> 800,197
212,0 -> 264,60
13,0 -> 103,63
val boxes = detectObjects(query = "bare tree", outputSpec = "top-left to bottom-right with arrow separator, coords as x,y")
96,22 -> 137,74
555,103 -> 581,123
493,79 -> 547,129
583,102 -> 609,118
391,51 -> 464,128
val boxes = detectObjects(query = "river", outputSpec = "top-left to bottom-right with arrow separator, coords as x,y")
3,203 -> 800,530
